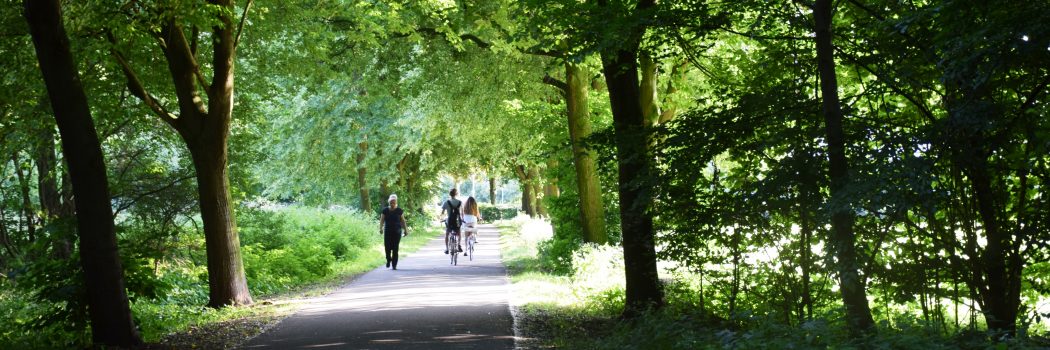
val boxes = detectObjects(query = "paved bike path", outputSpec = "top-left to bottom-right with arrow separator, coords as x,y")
242,224 -> 514,349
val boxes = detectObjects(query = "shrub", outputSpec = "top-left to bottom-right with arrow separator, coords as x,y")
479,203 -> 519,222
239,205 -> 380,295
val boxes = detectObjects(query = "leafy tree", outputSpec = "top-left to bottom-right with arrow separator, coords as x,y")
23,0 -> 141,345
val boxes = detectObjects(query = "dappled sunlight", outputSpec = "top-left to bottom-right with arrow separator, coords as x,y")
244,225 -> 514,349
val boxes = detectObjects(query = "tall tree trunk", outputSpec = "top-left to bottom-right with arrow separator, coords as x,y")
799,209 -> 814,321
565,63 -> 608,243
531,167 -> 546,217
23,0 -> 142,346
597,0 -> 664,316
639,53 -> 661,128
186,141 -> 252,307
489,177 -> 497,205
35,126 -> 72,259
515,165 -> 535,216
544,159 -> 560,199
113,0 -> 253,307
12,153 -> 36,243
813,0 -> 875,336
966,155 -> 1020,335
356,141 -> 371,213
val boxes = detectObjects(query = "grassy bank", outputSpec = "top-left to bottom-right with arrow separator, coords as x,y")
0,205 -> 435,349
498,217 -> 1050,350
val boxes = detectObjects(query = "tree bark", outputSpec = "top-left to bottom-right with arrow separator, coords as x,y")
544,159 -> 560,199
489,177 -> 497,205
186,140 -> 252,307
597,0 -> 664,316
515,165 -> 536,217
813,0 -> 875,336
113,0 -> 253,307
530,167 -> 546,217
565,63 -> 608,243
35,126 -> 72,259
23,0 -> 142,346
356,141 -> 371,213
639,53 -> 661,128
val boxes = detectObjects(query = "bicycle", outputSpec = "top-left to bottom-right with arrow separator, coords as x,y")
447,229 -> 459,266
464,224 -> 477,261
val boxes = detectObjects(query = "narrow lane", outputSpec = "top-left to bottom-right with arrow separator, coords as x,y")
242,224 -> 514,349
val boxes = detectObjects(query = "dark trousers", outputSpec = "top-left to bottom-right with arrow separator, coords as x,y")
384,231 -> 402,267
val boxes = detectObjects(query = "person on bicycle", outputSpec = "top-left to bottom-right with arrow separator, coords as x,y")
460,196 -> 482,256
379,194 -> 408,270
441,188 -> 462,254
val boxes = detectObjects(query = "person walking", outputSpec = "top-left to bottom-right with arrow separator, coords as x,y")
440,188 -> 462,255
379,194 -> 408,270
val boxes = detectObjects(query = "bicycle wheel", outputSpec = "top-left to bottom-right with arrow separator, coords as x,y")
468,237 -> 475,261
450,237 -> 458,266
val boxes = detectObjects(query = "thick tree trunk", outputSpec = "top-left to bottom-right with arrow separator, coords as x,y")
565,63 -> 608,243
114,0 -> 253,307
598,0 -> 664,316
489,177 -> 497,205
814,0 -> 875,336
356,141 -> 371,213
24,0 -> 142,346
187,140 -> 252,307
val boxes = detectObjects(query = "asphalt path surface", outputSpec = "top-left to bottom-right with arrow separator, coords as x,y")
242,224 -> 514,349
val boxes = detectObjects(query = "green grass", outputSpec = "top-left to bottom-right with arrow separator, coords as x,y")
497,217 -> 1050,350
0,205 -> 436,349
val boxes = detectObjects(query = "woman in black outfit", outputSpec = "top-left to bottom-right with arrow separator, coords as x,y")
379,194 -> 409,270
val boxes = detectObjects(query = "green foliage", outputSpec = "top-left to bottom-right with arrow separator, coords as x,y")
478,203 -> 518,222
238,206 -> 377,295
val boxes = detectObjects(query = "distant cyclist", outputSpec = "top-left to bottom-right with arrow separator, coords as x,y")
441,188 -> 462,255
461,196 -> 482,256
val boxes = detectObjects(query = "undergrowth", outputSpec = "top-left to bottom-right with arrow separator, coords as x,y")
0,205 -> 433,348
499,217 -> 1050,350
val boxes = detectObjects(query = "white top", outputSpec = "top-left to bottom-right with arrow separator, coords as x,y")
462,214 -> 478,225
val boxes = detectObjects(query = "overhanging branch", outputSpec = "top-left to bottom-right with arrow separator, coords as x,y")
235,0 -> 254,49
107,33 -> 179,128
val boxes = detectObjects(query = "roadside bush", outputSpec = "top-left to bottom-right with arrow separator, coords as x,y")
479,203 -> 519,222
238,206 -> 379,295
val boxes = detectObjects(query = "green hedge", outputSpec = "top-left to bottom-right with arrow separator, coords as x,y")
479,204 -> 520,222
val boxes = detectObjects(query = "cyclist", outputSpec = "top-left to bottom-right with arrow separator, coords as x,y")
440,188 -> 463,254
460,196 -> 482,256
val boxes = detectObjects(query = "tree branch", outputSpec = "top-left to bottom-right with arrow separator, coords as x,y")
111,175 -> 195,217
107,33 -> 179,128
1019,74 -> 1050,113
234,0 -> 254,49
835,46 -> 938,123
542,73 -> 568,93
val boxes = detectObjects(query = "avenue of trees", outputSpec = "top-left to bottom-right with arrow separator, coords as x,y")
0,0 -> 1047,347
